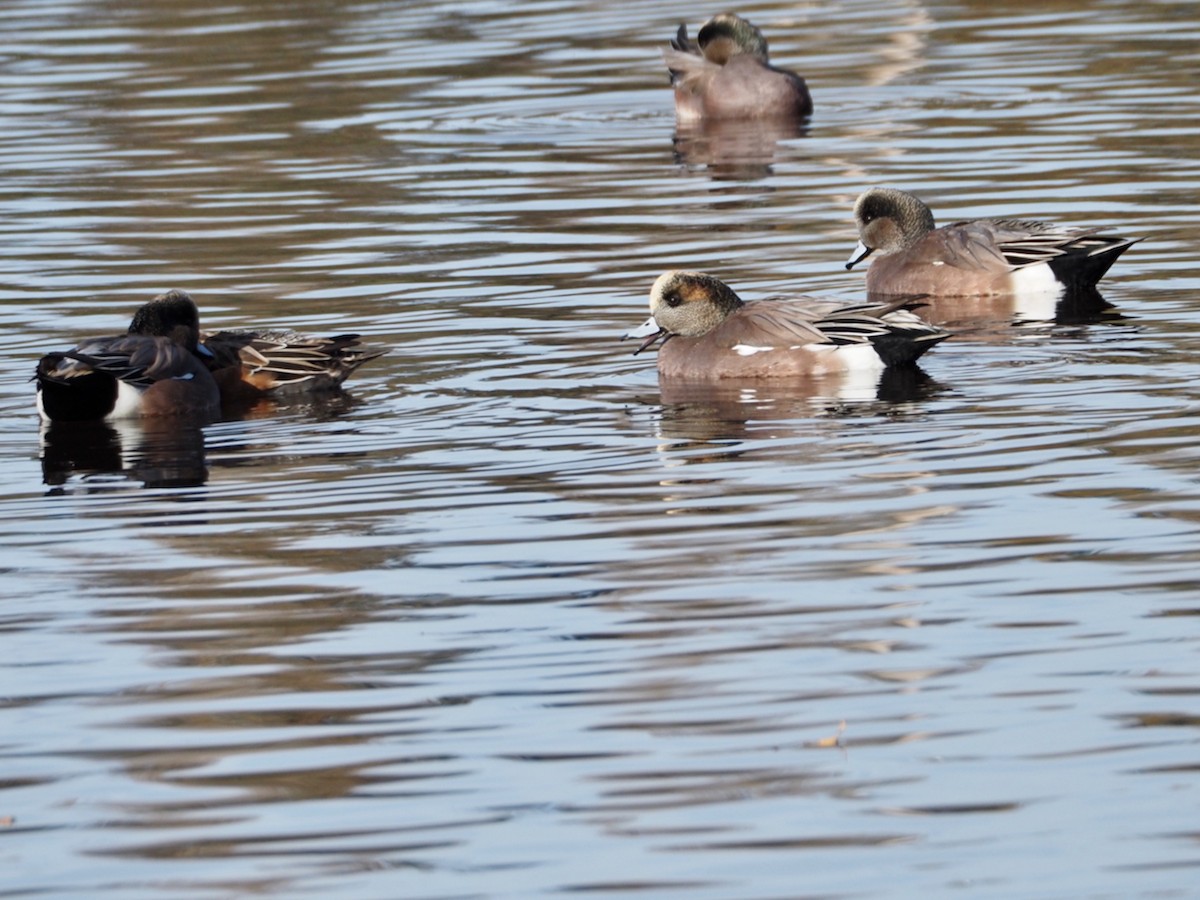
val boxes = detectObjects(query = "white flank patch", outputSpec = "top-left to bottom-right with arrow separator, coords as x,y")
812,342 -> 887,373
1009,263 -> 1064,321
732,344 -> 774,356
838,346 -> 886,402
107,381 -> 145,419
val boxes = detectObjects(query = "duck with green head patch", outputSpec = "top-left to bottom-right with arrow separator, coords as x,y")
37,290 -> 220,423
847,187 -> 1141,297
625,270 -> 947,380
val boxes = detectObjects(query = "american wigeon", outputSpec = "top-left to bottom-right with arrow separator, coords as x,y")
134,290 -> 386,400
37,291 -> 220,422
846,187 -> 1141,296
625,270 -> 947,379
664,13 -> 812,121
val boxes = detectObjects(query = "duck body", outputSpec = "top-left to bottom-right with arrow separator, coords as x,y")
664,14 -> 811,121
133,290 -> 385,400
848,187 -> 1140,296
37,288 -> 386,420
36,293 -> 220,423
626,271 -> 947,380
201,328 -> 386,399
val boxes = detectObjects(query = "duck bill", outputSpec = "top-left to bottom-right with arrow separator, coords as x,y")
623,316 -> 669,355
845,240 -> 874,270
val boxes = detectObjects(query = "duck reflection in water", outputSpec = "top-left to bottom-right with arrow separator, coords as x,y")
39,390 -> 365,491
40,417 -> 209,490
887,283 -> 1126,338
643,366 -> 944,445
672,116 -> 808,181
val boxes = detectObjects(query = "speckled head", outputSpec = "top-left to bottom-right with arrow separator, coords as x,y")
848,187 -> 938,268
648,270 -> 745,337
624,270 -> 746,355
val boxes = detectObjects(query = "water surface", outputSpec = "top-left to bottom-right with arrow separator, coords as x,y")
1,0 -> 1199,897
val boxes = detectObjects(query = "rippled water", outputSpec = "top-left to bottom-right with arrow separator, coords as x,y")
2,0 -> 1199,896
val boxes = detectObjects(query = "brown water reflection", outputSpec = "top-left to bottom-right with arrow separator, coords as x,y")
898,284 -> 1124,335
651,366 -> 945,440
2,0 -> 1200,897
673,118 -> 809,181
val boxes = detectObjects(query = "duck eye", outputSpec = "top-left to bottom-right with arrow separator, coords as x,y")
665,292 -> 683,308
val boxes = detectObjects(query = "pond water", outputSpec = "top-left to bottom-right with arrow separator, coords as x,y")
1,0 -> 1199,897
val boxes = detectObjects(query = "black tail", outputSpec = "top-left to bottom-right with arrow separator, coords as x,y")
670,23 -> 692,52
1047,236 -> 1141,289
869,329 -> 949,367
36,355 -> 118,422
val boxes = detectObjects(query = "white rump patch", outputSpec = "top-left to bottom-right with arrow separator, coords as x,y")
732,344 -> 775,356
1009,262 -> 1062,296
1010,263 -> 1065,321
828,345 -> 886,398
